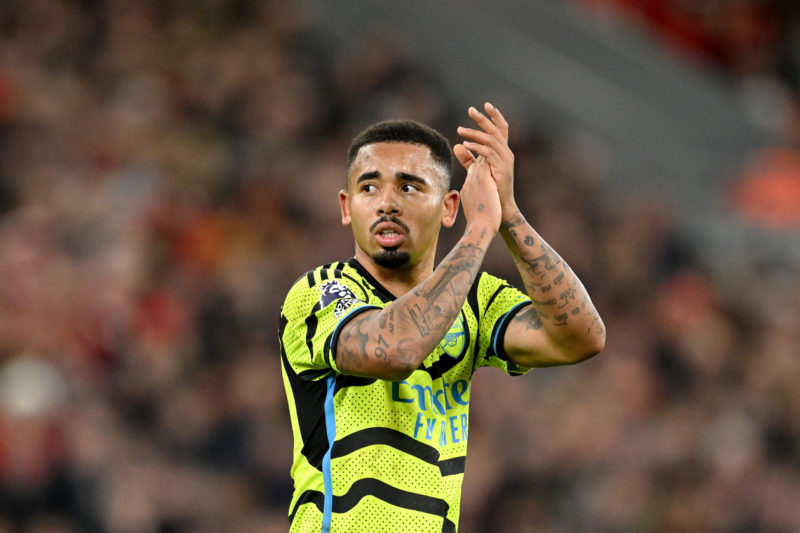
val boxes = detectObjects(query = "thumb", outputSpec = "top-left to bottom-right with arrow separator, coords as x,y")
453,144 -> 475,171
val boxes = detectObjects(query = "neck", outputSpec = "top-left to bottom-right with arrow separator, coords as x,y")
353,246 -> 436,297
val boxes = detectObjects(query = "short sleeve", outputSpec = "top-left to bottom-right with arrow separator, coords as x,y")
474,273 -> 534,376
280,273 -> 379,380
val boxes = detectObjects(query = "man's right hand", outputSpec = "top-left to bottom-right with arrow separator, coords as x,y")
459,156 -> 501,235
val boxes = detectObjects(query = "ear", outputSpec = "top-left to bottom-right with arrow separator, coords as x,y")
440,190 -> 460,228
339,189 -> 351,226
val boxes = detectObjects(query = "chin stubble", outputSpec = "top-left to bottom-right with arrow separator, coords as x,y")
372,248 -> 411,269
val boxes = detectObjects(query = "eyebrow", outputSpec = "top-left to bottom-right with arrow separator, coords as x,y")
355,171 -> 429,186
355,171 -> 380,184
396,172 -> 427,186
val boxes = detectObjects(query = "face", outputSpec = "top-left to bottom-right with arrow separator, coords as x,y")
340,142 -> 459,271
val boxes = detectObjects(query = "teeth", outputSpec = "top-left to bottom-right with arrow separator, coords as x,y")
380,230 -> 398,236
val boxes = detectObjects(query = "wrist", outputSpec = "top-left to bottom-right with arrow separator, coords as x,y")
464,220 -> 498,241
500,203 -> 522,227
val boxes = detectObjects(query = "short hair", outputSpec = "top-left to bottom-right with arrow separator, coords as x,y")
346,120 -> 453,190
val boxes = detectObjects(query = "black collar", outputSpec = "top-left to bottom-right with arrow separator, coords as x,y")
346,257 -> 397,303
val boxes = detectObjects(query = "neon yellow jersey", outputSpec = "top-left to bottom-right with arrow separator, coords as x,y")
278,258 -> 532,532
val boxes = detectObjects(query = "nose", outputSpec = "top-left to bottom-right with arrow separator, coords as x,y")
377,187 -> 401,215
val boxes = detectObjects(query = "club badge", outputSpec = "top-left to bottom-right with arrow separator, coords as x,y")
440,314 -> 467,359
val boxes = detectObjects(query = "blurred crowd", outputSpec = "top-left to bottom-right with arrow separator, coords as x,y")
573,0 -> 800,229
0,1 -> 798,532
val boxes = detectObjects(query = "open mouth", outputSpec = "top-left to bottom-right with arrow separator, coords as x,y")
375,227 -> 404,248
371,217 -> 409,248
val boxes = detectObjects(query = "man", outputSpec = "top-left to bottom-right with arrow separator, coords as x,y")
278,103 -> 605,532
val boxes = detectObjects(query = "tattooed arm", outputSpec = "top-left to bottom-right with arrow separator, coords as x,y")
456,103 -> 605,366
335,158 -> 501,380
498,211 -> 605,366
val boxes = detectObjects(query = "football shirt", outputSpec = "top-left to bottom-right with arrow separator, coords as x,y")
279,258 -> 532,532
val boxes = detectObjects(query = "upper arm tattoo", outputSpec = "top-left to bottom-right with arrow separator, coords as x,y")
511,305 -> 543,331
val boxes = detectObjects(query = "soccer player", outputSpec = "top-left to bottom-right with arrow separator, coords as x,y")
278,103 -> 605,532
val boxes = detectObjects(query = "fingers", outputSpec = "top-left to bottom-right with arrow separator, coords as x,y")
453,143 -> 476,170
465,103 -> 509,142
462,156 -> 493,190
459,138 -> 496,161
457,102 -> 511,158
456,126 -> 495,149
470,155 -> 488,173
463,154 -> 487,178
483,102 -> 509,142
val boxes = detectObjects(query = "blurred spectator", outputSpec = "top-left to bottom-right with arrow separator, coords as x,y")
727,145 -> 800,229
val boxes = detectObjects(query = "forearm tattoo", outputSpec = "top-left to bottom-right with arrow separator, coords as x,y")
337,230 -> 490,375
502,212 -> 604,336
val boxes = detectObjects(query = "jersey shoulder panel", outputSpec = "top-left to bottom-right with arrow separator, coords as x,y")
280,262 -> 380,379
473,271 -> 534,375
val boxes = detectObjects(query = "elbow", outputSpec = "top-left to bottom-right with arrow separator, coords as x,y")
512,332 -> 605,367
360,350 -> 420,381
577,341 -> 604,363
339,357 -> 417,381
378,340 -> 430,380
568,329 -> 606,364
570,311 -> 607,363
380,354 -> 418,381
381,368 -> 415,381
550,325 -> 605,366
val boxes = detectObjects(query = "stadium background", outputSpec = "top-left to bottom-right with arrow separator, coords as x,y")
0,0 -> 799,531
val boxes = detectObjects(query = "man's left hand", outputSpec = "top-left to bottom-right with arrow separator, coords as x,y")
454,102 -> 517,221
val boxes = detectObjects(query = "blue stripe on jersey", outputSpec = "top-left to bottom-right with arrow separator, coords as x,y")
321,375 -> 337,532
492,301 -> 530,356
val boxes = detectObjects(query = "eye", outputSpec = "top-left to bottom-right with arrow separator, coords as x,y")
401,183 -> 419,193
361,183 -> 377,193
